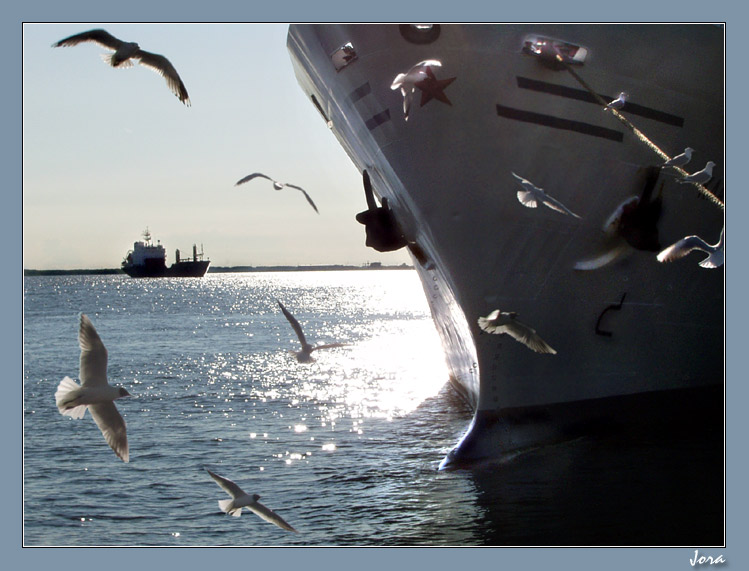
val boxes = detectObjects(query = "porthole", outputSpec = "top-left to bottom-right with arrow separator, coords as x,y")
399,24 -> 441,44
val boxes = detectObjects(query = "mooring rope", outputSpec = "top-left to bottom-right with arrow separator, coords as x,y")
557,55 -> 724,210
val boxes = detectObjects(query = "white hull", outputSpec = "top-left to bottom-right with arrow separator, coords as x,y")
287,24 -> 724,465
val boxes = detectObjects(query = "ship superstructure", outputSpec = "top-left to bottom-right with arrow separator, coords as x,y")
122,228 -> 210,278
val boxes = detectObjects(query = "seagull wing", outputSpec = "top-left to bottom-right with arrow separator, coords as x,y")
678,164 -> 712,184
206,469 -> 246,499
402,87 -> 414,119
503,319 -> 557,354
677,173 -> 703,184
89,402 -> 129,462
511,172 -> 533,186
415,59 -> 443,68
235,172 -> 273,186
602,196 -> 639,234
247,501 -> 298,532
574,241 -> 631,270
391,72 -> 407,90
511,173 -> 543,193
542,194 -> 582,218
657,236 -> 711,263
78,314 -> 108,388
285,184 -> 320,214
278,301 -> 308,347
133,49 -> 190,105
664,152 -> 688,167
52,28 -> 124,50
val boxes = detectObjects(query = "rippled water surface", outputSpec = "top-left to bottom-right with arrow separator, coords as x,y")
24,271 -> 480,546
24,271 -> 723,546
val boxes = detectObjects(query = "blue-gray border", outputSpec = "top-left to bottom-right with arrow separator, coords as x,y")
11,3 -> 742,570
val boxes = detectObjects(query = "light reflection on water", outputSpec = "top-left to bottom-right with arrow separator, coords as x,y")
24,270 -> 481,546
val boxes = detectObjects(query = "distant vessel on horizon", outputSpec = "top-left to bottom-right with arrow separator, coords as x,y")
121,228 -> 210,278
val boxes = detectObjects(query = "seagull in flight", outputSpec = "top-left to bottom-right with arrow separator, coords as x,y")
657,228 -> 724,268
478,310 -> 557,354
277,300 -> 346,363
511,172 -> 582,218
205,468 -> 298,532
573,196 -> 639,271
574,165 -> 664,271
676,161 -> 716,185
52,28 -> 190,105
604,91 -> 628,111
391,59 -> 442,121
55,314 -> 131,462
235,173 -> 319,213
663,147 -> 694,168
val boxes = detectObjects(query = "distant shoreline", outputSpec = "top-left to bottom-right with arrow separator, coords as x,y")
23,263 -> 413,276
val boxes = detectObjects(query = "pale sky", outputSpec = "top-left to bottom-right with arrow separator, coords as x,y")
23,23 -> 411,270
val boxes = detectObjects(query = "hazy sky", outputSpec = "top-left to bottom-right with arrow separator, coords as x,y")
23,23 -> 411,269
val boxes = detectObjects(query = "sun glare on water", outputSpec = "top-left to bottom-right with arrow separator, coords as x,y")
169,271 -> 451,434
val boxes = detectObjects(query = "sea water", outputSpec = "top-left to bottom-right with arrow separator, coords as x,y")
23,270 -> 722,546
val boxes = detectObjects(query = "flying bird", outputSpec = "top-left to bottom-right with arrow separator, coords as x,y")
575,166 -> 664,270
391,59 -> 442,121
277,300 -> 346,363
478,310 -> 557,354
52,28 -> 190,105
676,161 -> 716,185
511,172 -> 582,218
235,172 -> 319,213
205,468 -> 298,532
656,228 -> 724,268
663,147 -> 694,168
604,91 -> 628,111
55,314 -> 131,462
573,196 -> 640,271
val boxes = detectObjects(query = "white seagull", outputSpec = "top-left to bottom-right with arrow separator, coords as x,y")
663,147 -> 694,168
277,300 -> 346,363
390,59 -> 442,121
55,314 -> 131,463
52,28 -> 190,105
676,161 -> 716,185
511,172 -> 582,219
657,228 -> 725,268
478,310 -> 557,354
205,468 -> 298,532
604,91 -> 628,111
573,196 -> 639,270
235,172 -> 319,213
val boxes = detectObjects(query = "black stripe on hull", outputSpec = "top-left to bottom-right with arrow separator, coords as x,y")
516,77 -> 685,127
496,104 -> 624,141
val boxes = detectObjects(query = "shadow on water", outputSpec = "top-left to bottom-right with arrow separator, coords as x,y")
464,402 -> 723,546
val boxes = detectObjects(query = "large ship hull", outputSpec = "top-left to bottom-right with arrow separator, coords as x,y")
287,24 -> 724,466
121,260 -> 211,278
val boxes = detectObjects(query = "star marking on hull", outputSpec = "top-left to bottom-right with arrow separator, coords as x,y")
415,66 -> 456,108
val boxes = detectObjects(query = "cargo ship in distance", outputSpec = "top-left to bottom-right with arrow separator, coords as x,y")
287,24 -> 725,468
121,229 -> 210,278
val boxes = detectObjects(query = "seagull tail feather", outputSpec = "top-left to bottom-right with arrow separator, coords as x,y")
99,53 -> 134,68
55,376 -> 87,419
218,499 -> 242,517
